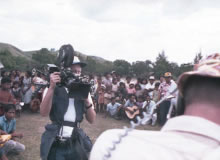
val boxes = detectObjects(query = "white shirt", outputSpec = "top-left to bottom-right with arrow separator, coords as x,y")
140,84 -> 147,90
142,100 -> 156,115
90,116 -> 220,160
145,82 -> 155,98
42,87 -> 77,138
59,98 -> 76,138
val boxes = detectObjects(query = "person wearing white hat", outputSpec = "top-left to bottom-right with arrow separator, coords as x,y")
40,45 -> 96,160
90,53 -> 220,160
145,76 -> 155,99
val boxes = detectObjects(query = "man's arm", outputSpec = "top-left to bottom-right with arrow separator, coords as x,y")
85,93 -> 96,124
40,72 -> 60,117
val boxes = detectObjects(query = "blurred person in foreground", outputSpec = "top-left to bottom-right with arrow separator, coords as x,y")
0,104 -> 24,160
90,53 -> 220,160
40,54 -> 96,160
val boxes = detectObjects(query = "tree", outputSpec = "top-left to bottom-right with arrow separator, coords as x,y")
131,60 -> 153,77
0,50 -> 30,70
153,51 -> 171,79
113,59 -> 131,75
32,48 -> 56,65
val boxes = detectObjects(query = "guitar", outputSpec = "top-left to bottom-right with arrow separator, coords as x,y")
125,106 -> 140,119
0,133 -> 23,147
0,134 -> 12,147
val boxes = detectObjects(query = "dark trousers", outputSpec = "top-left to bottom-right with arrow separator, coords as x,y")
159,100 -> 171,126
48,140 -> 86,160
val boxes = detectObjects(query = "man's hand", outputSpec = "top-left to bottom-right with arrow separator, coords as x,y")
49,72 -> 61,89
12,133 -> 23,139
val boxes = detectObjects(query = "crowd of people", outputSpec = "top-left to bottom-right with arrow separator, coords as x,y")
0,64 -> 177,159
0,65 -> 178,127
0,70 -> 47,160
90,71 -> 177,126
0,69 -> 48,115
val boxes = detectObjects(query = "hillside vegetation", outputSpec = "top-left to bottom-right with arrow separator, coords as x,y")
0,42 -> 202,78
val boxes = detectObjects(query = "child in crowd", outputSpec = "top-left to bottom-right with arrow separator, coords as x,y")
127,83 -> 136,95
98,85 -> 105,113
152,82 -> 160,103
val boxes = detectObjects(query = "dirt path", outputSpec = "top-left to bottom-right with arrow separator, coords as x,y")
9,112 -> 160,160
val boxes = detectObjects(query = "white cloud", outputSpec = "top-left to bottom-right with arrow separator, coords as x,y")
0,0 -> 220,65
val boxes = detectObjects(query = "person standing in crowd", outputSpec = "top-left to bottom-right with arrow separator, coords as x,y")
111,78 -> 118,97
145,76 -> 155,99
98,85 -> 105,113
0,104 -> 25,160
14,70 -> 20,82
125,76 -> 132,89
140,78 -> 148,90
94,76 -> 102,113
111,71 -> 117,80
134,84 -> 143,98
158,72 -> 177,126
40,51 -> 96,160
90,53 -> 220,160
126,83 -> 136,95
152,82 -> 160,103
103,73 -> 112,91
22,71 -> 32,111
118,82 -> 127,99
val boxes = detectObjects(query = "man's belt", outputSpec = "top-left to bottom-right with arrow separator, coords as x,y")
52,121 -> 80,128
62,121 -> 80,128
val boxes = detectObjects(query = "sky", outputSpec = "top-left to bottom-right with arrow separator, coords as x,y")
0,0 -> 220,64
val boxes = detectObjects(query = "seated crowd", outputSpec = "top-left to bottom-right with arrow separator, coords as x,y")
90,71 -> 177,126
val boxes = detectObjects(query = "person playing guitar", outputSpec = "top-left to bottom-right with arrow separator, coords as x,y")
124,94 -> 140,121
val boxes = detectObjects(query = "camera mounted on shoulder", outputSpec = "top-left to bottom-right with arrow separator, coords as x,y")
34,44 -> 91,100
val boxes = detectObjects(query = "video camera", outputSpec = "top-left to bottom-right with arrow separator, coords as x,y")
46,44 -> 91,99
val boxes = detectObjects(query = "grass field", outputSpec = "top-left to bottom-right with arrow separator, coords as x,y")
8,112 -> 160,160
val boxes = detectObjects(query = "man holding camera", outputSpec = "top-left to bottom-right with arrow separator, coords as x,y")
40,56 -> 96,160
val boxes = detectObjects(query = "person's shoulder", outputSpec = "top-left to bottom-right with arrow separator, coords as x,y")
90,129 -> 181,160
151,100 -> 156,105
107,103 -> 111,107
